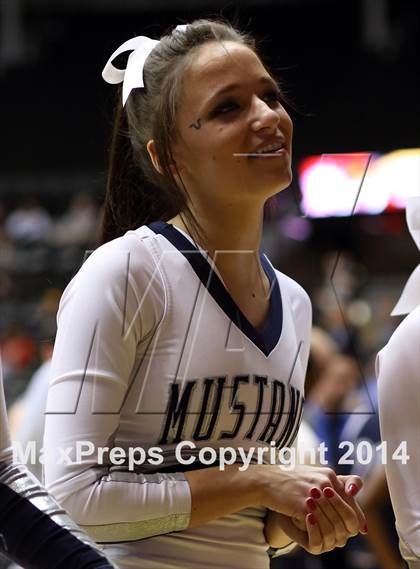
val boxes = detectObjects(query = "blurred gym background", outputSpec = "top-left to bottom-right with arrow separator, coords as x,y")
0,1 -> 418,568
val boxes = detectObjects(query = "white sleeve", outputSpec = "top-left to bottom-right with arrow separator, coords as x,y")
287,276 -> 312,397
43,237 -> 191,543
377,306 -> 420,567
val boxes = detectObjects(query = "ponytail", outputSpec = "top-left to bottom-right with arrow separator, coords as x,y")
99,18 -> 268,246
100,92 -> 178,244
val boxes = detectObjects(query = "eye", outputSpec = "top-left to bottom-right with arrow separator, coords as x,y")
209,89 -> 284,119
263,89 -> 283,104
210,99 -> 239,117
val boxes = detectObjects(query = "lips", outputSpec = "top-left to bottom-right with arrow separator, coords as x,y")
253,137 -> 286,154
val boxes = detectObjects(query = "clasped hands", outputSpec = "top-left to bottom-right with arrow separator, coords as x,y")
264,468 -> 367,555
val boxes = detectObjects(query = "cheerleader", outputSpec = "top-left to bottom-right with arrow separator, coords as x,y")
43,18 -> 366,569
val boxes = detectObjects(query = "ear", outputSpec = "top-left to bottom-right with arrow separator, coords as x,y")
146,139 -> 163,175
146,139 -> 184,178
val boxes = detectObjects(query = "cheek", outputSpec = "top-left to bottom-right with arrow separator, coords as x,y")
188,125 -> 242,171
284,113 -> 293,136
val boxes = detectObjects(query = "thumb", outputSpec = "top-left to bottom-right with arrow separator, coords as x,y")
338,475 -> 363,497
275,514 -> 308,546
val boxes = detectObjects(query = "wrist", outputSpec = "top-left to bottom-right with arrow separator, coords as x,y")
242,464 -> 267,507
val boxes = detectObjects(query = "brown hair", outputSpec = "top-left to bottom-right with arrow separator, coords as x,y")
100,17 -> 290,245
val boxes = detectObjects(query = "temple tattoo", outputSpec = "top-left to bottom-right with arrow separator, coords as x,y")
189,118 -> 202,130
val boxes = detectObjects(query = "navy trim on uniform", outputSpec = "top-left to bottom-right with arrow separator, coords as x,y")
148,221 -> 283,357
0,482 -> 112,569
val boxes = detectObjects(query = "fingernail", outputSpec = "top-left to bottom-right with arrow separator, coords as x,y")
310,488 -> 322,499
348,484 -> 359,496
323,487 -> 335,499
362,523 -> 368,534
306,497 -> 317,511
308,513 -> 317,526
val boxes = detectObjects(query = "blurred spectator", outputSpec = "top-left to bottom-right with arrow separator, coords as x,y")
8,339 -> 53,481
303,354 -> 364,569
0,326 -> 37,403
0,271 -> 12,301
304,353 -> 360,470
28,287 -> 61,341
298,326 -> 339,465
305,326 -> 339,397
4,197 -> 52,244
1,330 -> 36,375
51,192 -> 97,246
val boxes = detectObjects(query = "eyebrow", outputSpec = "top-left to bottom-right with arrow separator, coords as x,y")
203,76 -> 279,110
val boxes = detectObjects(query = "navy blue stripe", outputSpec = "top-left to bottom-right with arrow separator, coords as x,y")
0,482 -> 112,568
148,221 -> 283,357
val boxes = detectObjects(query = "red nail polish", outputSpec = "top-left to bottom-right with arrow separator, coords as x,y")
362,523 -> 368,534
310,488 -> 321,499
308,513 -> 317,526
306,497 -> 317,511
323,487 -> 334,498
348,484 -> 359,496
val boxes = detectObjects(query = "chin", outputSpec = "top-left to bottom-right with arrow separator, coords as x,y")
264,170 -> 293,197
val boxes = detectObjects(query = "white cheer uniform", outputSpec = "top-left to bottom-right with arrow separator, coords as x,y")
44,221 -> 312,569
377,306 -> 420,568
0,369 -> 13,467
377,194 -> 420,569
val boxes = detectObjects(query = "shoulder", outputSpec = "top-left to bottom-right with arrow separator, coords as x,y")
272,265 -> 312,316
377,306 -> 420,391
378,306 -> 420,367
388,305 -> 420,347
64,226 -> 162,291
56,225 -> 167,340
58,226 -> 167,315
80,226 -> 157,277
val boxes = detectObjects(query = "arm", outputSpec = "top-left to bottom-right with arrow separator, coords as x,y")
44,241 -> 192,542
0,466 -> 115,569
44,239 -> 365,546
1,377 -> 114,568
377,307 -> 420,568
358,464 -> 405,569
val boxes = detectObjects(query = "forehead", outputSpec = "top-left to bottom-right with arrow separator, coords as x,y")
181,41 -> 268,104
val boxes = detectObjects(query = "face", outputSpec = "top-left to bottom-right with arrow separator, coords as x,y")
148,40 -> 293,210
323,357 -> 359,402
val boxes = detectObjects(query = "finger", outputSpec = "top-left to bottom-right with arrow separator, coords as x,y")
305,497 -> 317,512
337,474 -> 363,497
331,479 -> 368,534
318,487 -> 355,545
323,488 -> 359,537
305,513 -> 323,554
322,467 -> 341,491
311,501 -> 336,551
276,514 -> 308,546
349,498 -> 368,534
291,516 -> 306,531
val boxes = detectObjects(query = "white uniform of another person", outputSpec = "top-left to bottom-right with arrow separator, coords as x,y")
0,370 -> 13,468
1,358 -> 116,568
43,221 -> 312,569
377,195 -> 420,569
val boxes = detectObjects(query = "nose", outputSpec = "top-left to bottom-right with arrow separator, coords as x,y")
250,95 -> 280,132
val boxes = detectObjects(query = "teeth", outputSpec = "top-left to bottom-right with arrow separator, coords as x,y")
255,144 -> 283,154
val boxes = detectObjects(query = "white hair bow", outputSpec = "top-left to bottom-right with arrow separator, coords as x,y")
102,24 -> 188,106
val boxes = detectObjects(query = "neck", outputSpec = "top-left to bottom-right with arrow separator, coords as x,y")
168,202 -> 267,288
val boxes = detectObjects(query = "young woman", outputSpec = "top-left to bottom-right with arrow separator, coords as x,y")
43,18 -> 366,569
0,370 -> 115,568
